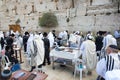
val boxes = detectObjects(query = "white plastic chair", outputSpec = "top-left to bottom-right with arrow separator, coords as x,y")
1,55 -> 11,70
74,59 -> 86,80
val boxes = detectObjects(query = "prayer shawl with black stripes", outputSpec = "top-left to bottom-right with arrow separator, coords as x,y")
28,35 -> 44,66
97,54 -> 120,80
104,54 -> 120,80
105,54 -> 120,71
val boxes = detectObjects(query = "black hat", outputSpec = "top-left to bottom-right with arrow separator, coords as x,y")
43,32 -> 48,37
109,45 -> 119,50
25,31 -> 29,35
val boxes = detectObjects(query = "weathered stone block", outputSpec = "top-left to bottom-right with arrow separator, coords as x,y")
92,0 -> 110,5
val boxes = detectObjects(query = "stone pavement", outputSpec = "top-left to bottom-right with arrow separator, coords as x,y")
20,51 -> 98,80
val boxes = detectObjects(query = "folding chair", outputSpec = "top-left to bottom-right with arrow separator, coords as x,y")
1,55 -> 11,70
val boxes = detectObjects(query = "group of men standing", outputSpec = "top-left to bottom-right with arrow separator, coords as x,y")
0,29 -> 120,80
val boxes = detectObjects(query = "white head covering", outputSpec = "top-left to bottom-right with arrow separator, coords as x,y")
0,31 -> 4,38
48,32 -> 54,48
39,33 -> 43,39
88,35 -> 94,40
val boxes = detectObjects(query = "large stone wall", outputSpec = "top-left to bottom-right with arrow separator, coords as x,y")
0,0 -> 119,33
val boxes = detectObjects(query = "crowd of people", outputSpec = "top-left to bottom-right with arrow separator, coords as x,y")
0,28 -> 120,80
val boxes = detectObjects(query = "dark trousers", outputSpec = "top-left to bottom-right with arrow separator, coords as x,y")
23,44 -> 27,52
43,57 -> 50,64
116,38 -> 120,49
96,76 -> 105,80
43,53 -> 50,65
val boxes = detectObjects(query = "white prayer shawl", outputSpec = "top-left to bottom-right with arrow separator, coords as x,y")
10,30 -> 15,35
27,34 -> 45,66
39,33 -> 43,39
105,70 -> 120,80
58,32 -> 64,38
0,31 -> 3,51
0,37 -> 1,52
69,33 -> 77,43
48,32 -> 54,48
76,35 -> 82,48
102,34 -> 114,49
96,53 -> 120,78
14,38 -> 21,48
33,35 -> 44,66
6,31 -> 9,37
18,36 -> 23,47
0,31 -> 4,38
27,34 -> 34,55
63,31 -> 68,40
80,40 -> 97,70
111,37 -> 117,46
15,31 -> 19,38
28,38 -> 35,66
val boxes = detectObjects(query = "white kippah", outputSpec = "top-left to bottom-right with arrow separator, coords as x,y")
88,35 -> 93,40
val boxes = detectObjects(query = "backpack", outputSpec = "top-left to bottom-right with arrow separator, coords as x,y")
11,63 -> 21,72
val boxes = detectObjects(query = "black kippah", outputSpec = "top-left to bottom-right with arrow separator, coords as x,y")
109,45 -> 119,50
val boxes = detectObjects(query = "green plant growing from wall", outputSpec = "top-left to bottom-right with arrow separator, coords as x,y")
39,12 -> 58,27
15,18 -> 21,24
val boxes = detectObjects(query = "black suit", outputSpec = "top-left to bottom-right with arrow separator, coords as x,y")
6,37 -> 13,46
23,35 -> 29,52
95,36 -> 103,51
5,51 -> 18,64
0,37 -> 5,49
42,37 -> 50,65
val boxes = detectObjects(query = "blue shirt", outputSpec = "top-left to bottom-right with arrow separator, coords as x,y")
114,30 -> 120,38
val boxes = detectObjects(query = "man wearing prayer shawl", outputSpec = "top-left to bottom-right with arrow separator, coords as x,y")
62,31 -> 68,46
27,33 -> 45,72
96,45 -> 120,80
102,32 -> 117,58
80,35 -> 97,75
102,32 -> 117,50
48,32 -> 54,49
69,33 -> 77,48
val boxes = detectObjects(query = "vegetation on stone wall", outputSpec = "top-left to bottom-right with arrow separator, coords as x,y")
15,18 -> 21,24
39,12 -> 58,27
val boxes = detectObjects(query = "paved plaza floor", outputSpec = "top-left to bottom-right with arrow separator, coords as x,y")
20,50 -> 98,80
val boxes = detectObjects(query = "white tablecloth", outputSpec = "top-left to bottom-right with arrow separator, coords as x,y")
50,48 -> 80,60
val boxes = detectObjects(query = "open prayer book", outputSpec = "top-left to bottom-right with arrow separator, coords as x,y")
12,72 -> 25,79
